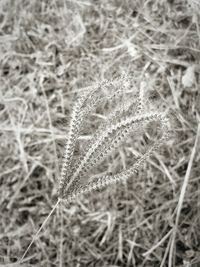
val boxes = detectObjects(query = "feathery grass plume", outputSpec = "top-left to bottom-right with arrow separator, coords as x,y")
58,75 -> 171,201
20,75 -> 172,263
58,75 -> 132,197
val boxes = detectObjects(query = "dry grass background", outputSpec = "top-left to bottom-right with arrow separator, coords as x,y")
0,0 -> 200,266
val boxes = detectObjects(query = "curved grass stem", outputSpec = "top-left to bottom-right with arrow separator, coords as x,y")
19,199 -> 61,264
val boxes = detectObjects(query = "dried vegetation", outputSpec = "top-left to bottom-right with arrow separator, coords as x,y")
0,0 -> 200,266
